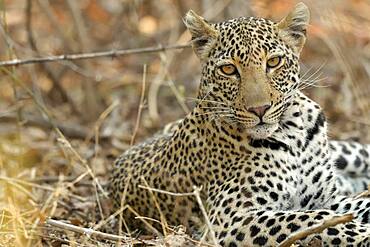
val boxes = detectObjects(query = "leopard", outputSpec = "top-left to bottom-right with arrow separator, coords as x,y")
109,3 -> 370,246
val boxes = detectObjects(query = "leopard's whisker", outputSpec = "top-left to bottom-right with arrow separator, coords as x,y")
199,106 -> 230,110
300,66 -> 314,80
195,110 -> 231,117
187,97 -> 229,106
300,72 -> 325,84
299,78 -> 329,90
300,62 -> 326,85
300,75 -> 326,85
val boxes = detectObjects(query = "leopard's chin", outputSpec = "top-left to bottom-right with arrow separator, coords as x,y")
245,123 -> 279,140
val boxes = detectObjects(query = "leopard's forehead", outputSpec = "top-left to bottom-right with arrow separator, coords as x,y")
215,16 -> 275,32
211,17 -> 291,65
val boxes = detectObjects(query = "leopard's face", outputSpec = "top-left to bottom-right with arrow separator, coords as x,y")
185,4 -> 309,139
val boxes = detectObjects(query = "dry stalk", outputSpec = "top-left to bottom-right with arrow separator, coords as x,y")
45,218 -> 138,243
278,214 -> 354,247
147,22 -> 182,122
138,184 -> 219,246
0,176 -> 85,201
0,44 -> 190,67
36,0 -> 71,47
56,137 -> 107,197
1,69 -> 108,233
29,179 -> 67,247
70,171 -> 90,186
93,205 -> 128,232
354,184 -> 370,199
66,0 -> 105,121
192,186 -> 218,247
130,64 -> 147,146
140,177 -> 169,237
0,112 -> 94,139
85,100 -> 119,146
125,205 -> 162,237
81,204 -> 130,246
93,183 -> 105,222
148,54 -> 167,121
75,91 -> 112,220
138,185 -> 196,197
8,198 -> 28,245
29,175 -> 94,187
118,175 -> 132,243
25,0 -> 78,114
0,178 -> 38,202
166,77 -> 190,113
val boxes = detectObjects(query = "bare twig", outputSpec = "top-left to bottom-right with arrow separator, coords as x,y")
130,64 -> 147,146
0,112 -> 101,140
2,68 -> 108,204
36,0 -> 72,49
66,0 -> 104,121
193,186 -> 218,247
141,177 -> 168,236
65,0 -> 92,50
278,214 -> 354,247
138,184 -> 219,246
45,218 -> 137,243
0,44 -> 190,67
354,184 -> 370,199
118,176 -> 132,239
28,176 -> 98,187
125,205 -> 162,237
131,216 -> 216,247
0,176 -> 86,201
26,0 -> 78,114
89,100 -> 119,146
138,185 -> 196,197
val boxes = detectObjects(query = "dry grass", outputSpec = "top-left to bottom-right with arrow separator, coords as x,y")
0,0 -> 369,246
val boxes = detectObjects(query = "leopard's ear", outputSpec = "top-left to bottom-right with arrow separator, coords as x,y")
277,2 -> 310,54
183,10 -> 218,60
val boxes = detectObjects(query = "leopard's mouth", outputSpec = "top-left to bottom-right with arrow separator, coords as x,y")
222,109 -> 281,139
246,123 -> 279,139
236,121 -> 279,139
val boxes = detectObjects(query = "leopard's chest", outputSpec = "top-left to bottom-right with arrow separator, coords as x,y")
205,143 -> 301,209
205,122 -> 333,212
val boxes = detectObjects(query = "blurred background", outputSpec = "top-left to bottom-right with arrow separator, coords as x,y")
0,0 -> 369,246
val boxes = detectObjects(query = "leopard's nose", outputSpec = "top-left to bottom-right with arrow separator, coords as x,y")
247,104 -> 271,118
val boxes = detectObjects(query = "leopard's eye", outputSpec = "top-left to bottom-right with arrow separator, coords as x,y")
219,64 -> 238,76
267,56 -> 282,69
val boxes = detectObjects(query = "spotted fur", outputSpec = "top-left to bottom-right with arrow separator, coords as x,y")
110,3 -> 370,246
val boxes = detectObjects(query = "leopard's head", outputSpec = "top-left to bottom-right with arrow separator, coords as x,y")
184,3 -> 309,139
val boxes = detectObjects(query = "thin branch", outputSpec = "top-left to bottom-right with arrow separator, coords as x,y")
0,176 -> 86,201
193,186 -> 219,247
354,184 -> 370,199
118,176 -> 132,238
26,0 -> 78,114
141,177 -> 168,236
65,0 -> 104,121
278,214 -> 354,247
137,185 -> 196,197
0,44 -> 190,67
138,184 -> 219,246
125,205 -> 163,237
37,0 -> 72,49
28,176 -> 100,187
0,112 -> 102,140
45,218 -> 138,243
2,68 -> 108,203
130,64 -> 147,146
